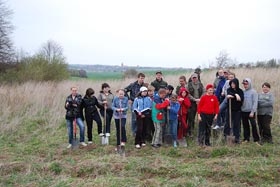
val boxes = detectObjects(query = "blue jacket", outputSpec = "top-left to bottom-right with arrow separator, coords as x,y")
169,101 -> 180,120
133,96 -> 152,115
215,76 -> 226,102
112,96 -> 129,118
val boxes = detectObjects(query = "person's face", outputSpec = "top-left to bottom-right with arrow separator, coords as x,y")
231,82 -> 236,89
192,77 -> 198,83
171,97 -> 177,103
182,91 -> 187,97
262,85 -> 270,93
243,82 -> 249,89
138,76 -> 145,84
224,72 -> 229,79
228,74 -> 234,81
103,86 -> 110,93
218,70 -> 224,76
207,88 -> 214,95
141,91 -> 148,96
156,73 -> 162,80
148,90 -> 154,97
179,79 -> 186,86
159,92 -> 167,99
71,87 -> 77,96
118,90 -> 125,98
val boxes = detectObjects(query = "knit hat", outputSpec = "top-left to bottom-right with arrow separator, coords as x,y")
206,84 -> 214,90
140,86 -> 148,92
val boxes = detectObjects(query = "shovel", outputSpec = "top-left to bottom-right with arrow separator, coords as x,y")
117,112 -> 125,156
101,107 -> 109,145
227,98 -> 235,145
164,107 -> 173,145
72,118 -> 79,149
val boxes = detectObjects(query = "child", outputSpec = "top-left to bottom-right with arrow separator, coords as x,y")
168,94 -> 180,148
151,88 -> 170,148
177,87 -> 191,147
133,86 -> 153,149
97,83 -> 114,137
112,89 -> 129,148
224,78 -> 244,144
166,85 -> 174,98
257,82 -> 274,144
146,86 -> 155,142
82,88 -> 103,144
197,84 -> 219,146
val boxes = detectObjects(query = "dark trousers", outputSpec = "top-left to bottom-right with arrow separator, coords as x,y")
135,116 -> 148,145
145,117 -> 155,142
257,115 -> 273,143
85,112 -> 102,141
188,102 -> 197,136
100,109 -> 113,133
242,112 -> 260,142
198,113 -> 214,146
115,118 -> 127,145
224,110 -> 241,142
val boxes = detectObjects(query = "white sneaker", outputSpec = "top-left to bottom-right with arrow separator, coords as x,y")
88,141 -> 93,144
105,133 -> 110,137
141,143 -> 146,147
67,144 -> 72,149
212,125 -> 220,130
80,142 -> 87,147
121,142 -> 125,146
135,144 -> 141,149
99,133 -> 104,137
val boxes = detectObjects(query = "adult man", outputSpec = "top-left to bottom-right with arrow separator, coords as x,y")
213,69 -> 225,90
151,71 -> 168,95
188,68 -> 202,83
124,73 -> 146,136
187,73 -> 205,137
175,75 -> 188,95
65,86 -> 87,148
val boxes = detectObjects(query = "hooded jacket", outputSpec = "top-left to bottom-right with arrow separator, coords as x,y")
227,78 -> 244,112
82,95 -> 102,119
241,78 -> 258,113
178,87 -> 191,115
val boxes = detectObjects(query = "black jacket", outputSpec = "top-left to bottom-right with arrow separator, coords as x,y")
82,95 -> 102,119
227,78 -> 244,112
65,94 -> 84,120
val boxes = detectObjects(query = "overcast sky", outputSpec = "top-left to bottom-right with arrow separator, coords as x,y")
9,0 -> 280,68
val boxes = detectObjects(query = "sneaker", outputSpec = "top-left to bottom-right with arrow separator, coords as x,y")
212,125 -> 220,130
242,140 -> 249,144
121,142 -> 125,146
80,142 -> 87,147
255,142 -> 262,146
152,144 -> 160,148
173,141 -> 177,148
141,143 -> 146,147
88,141 -> 93,144
67,144 -> 72,149
99,133 -> 104,137
135,144 -> 141,149
105,133 -> 110,137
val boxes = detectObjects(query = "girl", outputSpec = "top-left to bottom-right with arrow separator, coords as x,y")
177,87 -> 191,147
98,83 -> 114,137
133,86 -> 152,149
82,88 -> 103,144
197,84 -> 219,146
168,94 -> 180,148
112,89 -> 129,148
257,82 -> 274,144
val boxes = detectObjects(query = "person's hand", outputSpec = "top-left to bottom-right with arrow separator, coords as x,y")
165,98 -> 169,102
167,106 -> 171,109
235,94 -> 241,101
221,93 -> 225,96
138,112 -> 142,116
141,115 -> 145,118
66,102 -> 69,107
198,115 -> 202,122
103,100 -> 107,104
128,100 -> 133,105
179,98 -> 184,101
227,95 -> 234,99
117,109 -> 121,112
72,104 -> 77,107
195,99 -> 200,102
249,112 -> 254,118
214,114 -> 218,121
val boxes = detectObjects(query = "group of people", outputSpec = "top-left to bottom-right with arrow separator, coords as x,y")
64,68 -> 274,150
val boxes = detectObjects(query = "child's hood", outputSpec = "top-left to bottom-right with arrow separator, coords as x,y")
179,87 -> 189,97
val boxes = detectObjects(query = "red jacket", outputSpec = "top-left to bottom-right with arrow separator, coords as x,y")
177,87 -> 191,115
197,94 -> 219,114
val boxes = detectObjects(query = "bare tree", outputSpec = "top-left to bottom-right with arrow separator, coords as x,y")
0,0 -> 15,70
39,40 -> 65,63
216,50 -> 231,68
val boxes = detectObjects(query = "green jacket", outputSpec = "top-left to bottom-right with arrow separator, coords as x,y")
151,79 -> 168,92
152,95 -> 170,123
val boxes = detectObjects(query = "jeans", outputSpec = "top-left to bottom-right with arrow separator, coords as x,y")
224,110 -> 241,143
217,98 -> 227,126
115,118 -> 127,145
131,108 -> 137,135
66,118 -> 85,144
242,112 -> 260,142
100,109 -> 113,133
169,119 -> 178,141
85,112 -> 102,141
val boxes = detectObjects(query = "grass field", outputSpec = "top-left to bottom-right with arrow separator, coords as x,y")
1,68 -> 280,186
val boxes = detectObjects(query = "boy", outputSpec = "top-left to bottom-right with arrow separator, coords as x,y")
168,94 -> 180,147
